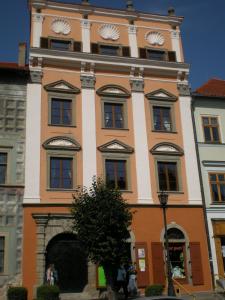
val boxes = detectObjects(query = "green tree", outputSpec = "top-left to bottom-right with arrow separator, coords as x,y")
71,177 -> 132,300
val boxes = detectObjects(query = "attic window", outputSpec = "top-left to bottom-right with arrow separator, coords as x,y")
50,39 -> 72,51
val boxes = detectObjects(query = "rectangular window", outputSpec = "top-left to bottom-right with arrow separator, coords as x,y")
147,49 -> 166,61
202,116 -> 220,143
50,157 -> 73,189
105,159 -> 127,190
50,39 -> 72,51
104,103 -> 124,128
0,236 -> 5,273
0,153 -> 7,184
157,161 -> 178,191
153,106 -> 172,131
209,173 -> 225,203
99,45 -> 119,56
51,98 -> 72,126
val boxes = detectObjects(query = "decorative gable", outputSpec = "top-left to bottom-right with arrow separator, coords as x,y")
43,136 -> 81,151
44,80 -> 80,94
97,85 -> 130,98
98,140 -> 134,153
150,143 -> 183,156
146,89 -> 177,102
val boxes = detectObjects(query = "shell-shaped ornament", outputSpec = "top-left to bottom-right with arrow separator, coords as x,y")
145,31 -> 165,46
51,18 -> 71,35
98,24 -> 120,41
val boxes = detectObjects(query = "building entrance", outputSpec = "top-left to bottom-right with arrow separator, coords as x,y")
45,233 -> 88,293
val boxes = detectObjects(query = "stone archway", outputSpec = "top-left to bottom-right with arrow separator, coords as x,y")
46,232 -> 87,292
33,214 -> 98,298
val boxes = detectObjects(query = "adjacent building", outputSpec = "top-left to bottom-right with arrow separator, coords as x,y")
0,46 -> 29,299
23,0 -> 212,298
192,78 -> 225,281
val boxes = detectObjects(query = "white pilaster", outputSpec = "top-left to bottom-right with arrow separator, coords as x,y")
207,214 -> 218,277
24,78 -> 42,203
178,85 -> 202,204
128,25 -> 138,58
171,30 -> 181,62
81,74 -> 97,188
130,78 -> 153,203
81,19 -> 91,53
32,14 -> 44,48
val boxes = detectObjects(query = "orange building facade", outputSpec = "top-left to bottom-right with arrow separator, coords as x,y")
23,0 -> 212,298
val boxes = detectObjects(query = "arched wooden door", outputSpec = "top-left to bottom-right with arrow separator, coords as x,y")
45,233 -> 88,293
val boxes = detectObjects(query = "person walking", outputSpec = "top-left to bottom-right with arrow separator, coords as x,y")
116,264 -> 128,299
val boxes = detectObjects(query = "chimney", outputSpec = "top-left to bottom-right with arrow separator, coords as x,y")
126,0 -> 134,11
18,43 -> 26,67
81,0 -> 90,5
168,7 -> 175,16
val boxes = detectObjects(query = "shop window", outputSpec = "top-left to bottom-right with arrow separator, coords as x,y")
209,173 -> 225,203
167,228 -> 186,281
104,103 -> 124,129
0,153 -> 7,184
202,116 -> 220,143
105,159 -> 127,190
0,236 -> 5,273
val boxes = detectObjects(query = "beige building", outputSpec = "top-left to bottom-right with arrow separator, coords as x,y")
23,1 -> 212,299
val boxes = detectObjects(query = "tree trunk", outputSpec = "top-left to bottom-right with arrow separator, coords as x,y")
103,264 -> 118,300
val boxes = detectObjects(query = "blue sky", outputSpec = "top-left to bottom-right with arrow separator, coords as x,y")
0,0 -> 225,89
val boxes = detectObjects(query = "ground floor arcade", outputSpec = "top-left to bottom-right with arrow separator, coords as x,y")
22,204 -> 212,300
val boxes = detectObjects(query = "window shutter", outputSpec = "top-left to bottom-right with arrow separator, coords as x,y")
74,41 -> 82,52
91,43 -> 99,54
135,242 -> 149,287
151,242 -> 165,285
139,48 -> 147,59
190,242 -> 204,285
40,37 -> 49,49
168,51 -> 177,62
122,46 -> 130,57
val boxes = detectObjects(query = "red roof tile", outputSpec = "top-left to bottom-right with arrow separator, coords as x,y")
0,62 -> 28,71
195,78 -> 225,98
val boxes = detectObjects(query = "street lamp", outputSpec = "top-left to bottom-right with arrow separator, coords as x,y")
158,191 -> 176,297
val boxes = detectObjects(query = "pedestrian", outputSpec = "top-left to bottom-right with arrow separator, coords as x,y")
46,264 -> 54,285
127,263 -> 137,296
116,264 -> 128,299
52,264 -> 59,285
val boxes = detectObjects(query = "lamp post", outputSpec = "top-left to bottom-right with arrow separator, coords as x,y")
158,191 -> 176,297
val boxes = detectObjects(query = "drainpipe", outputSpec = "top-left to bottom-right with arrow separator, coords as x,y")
191,97 -> 215,289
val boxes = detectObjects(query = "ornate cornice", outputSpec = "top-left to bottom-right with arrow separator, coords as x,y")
43,136 -> 81,151
130,78 -> 144,93
80,19 -> 91,29
150,142 -> 184,156
30,70 -> 43,84
97,84 -> 130,98
177,83 -> 191,96
98,139 -> 134,153
80,74 -> 96,89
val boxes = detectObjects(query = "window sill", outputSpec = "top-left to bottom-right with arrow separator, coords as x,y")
152,130 -> 177,134
48,124 -> 76,128
211,202 -> 225,205
158,191 -> 184,194
47,188 -> 75,192
121,190 -> 133,193
102,127 -> 129,131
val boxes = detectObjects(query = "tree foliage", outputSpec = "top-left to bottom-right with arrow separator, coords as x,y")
71,178 -> 133,267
